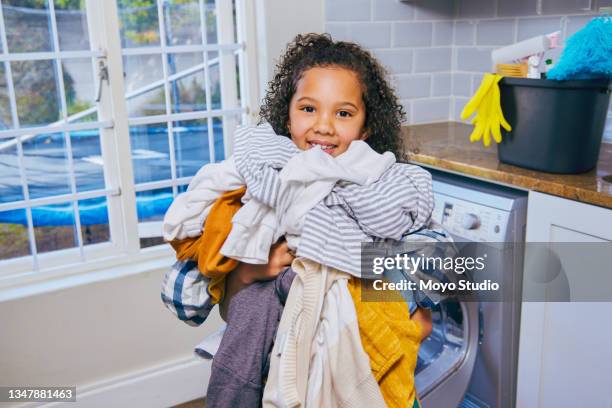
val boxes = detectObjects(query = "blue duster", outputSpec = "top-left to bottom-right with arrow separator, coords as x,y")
548,15 -> 612,80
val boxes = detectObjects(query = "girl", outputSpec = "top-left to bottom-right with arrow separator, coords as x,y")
163,33 -> 435,408
227,32 -> 432,337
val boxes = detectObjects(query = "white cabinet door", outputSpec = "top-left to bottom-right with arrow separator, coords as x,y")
517,191 -> 612,408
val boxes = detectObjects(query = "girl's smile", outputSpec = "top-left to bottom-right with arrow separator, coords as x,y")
288,66 -> 368,157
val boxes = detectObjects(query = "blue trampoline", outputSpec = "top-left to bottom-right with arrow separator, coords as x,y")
0,193 -> 174,227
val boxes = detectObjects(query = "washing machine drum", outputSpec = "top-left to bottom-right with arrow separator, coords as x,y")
415,295 -> 479,407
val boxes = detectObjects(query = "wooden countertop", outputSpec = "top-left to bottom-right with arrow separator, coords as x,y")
400,122 -> 612,209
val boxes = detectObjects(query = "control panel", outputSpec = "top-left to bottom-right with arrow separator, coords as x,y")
432,192 -> 510,242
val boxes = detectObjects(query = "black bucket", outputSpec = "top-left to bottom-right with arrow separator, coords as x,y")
498,77 -> 611,174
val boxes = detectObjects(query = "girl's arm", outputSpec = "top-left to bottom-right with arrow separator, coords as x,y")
412,307 -> 433,341
220,240 -> 295,321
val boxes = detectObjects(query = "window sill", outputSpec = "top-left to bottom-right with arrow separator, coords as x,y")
0,245 -> 175,303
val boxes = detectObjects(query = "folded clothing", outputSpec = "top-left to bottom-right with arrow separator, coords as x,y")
170,187 -> 246,304
162,157 -> 244,241
347,277 -> 422,408
163,123 -> 435,278
263,258 -> 387,408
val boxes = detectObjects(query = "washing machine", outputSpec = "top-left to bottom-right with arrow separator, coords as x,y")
414,167 -> 527,408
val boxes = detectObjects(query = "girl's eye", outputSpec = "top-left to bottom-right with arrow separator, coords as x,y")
301,106 -> 315,113
338,110 -> 352,118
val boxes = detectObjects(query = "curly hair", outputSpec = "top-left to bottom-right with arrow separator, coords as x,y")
258,33 -> 406,158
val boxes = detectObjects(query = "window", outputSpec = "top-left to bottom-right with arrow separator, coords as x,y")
0,0 -> 252,286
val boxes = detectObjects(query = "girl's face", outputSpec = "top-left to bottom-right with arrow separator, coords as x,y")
288,66 -> 367,157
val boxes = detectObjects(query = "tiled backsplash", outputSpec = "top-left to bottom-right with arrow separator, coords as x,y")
325,0 -> 612,141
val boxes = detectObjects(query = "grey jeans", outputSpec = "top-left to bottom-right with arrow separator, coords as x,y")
205,267 -> 296,408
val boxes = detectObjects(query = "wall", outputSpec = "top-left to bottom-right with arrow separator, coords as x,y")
256,0 -> 326,95
325,0 -> 612,141
0,260 -> 224,407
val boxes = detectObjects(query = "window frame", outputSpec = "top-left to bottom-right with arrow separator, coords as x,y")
0,0 -> 262,298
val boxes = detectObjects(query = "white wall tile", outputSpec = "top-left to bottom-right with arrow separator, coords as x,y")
456,47 -> 493,72
325,23 -> 350,41
396,74 -> 431,99
326,0 -> 371,21
433,22 -> 454,45
471,73 -> 486,94
414,48 -> 452,72
413,98 -> 451,123
454,21 -> 475,45
394,22 -> 433,46
517,17 -> 562,41
452,73 -> 472,96
373,0 -> 415,21
476,19 -> 516,46
347,23 -> 392,48
375,49 -> 413,74
433,73 -> 452,96
413,0 -> 455,21
453,97 -> 470,121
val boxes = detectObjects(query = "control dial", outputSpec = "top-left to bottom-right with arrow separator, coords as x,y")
461,213 -> 481,230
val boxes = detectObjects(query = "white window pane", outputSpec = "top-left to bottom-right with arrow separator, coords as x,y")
124,54 -> 164,92
136,187 -> 171,248
54,0 -> 90,51
3,0 -> 53,53
0,64 -> 12,129
166,0 -> 202,46
22,132 -> 71,200
62,58 -> 96,119
0,141 -> 23,203
204,0 -> 217,44
168,53 -> 206,113
33,201 -> 77,254
117,0 -> 161,48
209,51 -> 221,109
212,116 -> 224,161
172,118 -> 209,178
128,87 -> 166,117
71,129 -> 104,193
124,54 -> 166,117
12,60 -> 62,127
0,208 -> 30,260
78,196 -> 110,245
130,123 -> 171,184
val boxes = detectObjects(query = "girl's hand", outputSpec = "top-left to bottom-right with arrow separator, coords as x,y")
412,307 -> 433,341
237,240 -> 295,284
219,239 -> 295,321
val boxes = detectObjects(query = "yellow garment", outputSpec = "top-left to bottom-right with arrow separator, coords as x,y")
348,278 -> 423,408
461,73 -> 511,147
170,187 -> 246,304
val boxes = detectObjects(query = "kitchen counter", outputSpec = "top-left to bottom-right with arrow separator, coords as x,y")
401,122 -> 612,209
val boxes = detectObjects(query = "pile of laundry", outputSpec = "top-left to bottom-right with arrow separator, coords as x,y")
161,123 -> 454,407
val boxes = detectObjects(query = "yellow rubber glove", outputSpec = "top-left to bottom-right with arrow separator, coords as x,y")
460,73 -> 511,147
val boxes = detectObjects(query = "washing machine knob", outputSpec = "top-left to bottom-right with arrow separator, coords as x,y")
462,213 -> 480,230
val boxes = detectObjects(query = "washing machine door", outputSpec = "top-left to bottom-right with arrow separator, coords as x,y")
415,296 -> 480,408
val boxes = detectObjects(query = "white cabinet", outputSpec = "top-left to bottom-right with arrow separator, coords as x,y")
516,191 -> 612,407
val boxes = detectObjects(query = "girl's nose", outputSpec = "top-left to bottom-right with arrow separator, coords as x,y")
314,114 -> 334,135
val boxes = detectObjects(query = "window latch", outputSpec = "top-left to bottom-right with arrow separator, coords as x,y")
95,57 -> 109,103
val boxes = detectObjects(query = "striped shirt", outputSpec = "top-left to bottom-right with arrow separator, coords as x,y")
231,123 -> 436,276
